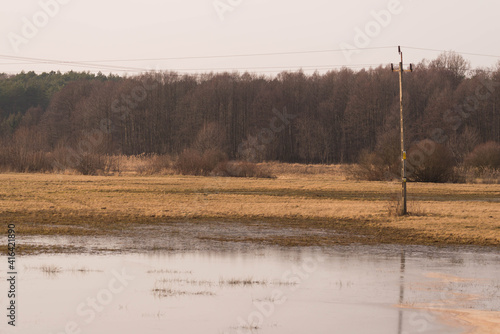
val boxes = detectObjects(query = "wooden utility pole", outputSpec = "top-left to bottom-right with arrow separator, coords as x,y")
391,46 -> 413,215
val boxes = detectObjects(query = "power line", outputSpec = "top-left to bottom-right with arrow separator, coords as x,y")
1,45 -> 499,76
0,49 -> 391,75
0,46 -> 396,71
67,46 -> 396,63
5,46 -> 498,68
402,46 -> 500,59
0,61 -> 385,71
0,55 -> 149,73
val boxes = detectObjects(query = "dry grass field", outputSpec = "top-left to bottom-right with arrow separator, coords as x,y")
1,162 -> 499,250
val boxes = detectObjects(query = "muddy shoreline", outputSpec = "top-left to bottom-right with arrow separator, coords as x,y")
3,215 -> 500,255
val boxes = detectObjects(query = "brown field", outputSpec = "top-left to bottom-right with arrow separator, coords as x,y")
1,162 -> 499,250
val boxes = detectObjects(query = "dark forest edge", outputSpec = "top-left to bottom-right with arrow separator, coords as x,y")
0,51 -> 499,182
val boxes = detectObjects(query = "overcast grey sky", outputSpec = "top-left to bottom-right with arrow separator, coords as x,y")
1,0 -> 499,76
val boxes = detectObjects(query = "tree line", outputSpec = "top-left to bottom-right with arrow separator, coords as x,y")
0,52 -> 499,174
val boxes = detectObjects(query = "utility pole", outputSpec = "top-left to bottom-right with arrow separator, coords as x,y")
391,46 -> 413,215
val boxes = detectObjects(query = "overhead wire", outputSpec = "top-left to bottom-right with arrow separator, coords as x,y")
1,46 -> 499,75
402,46 -> 500,59
69,46 -> 396,63
0,46 -> 396,74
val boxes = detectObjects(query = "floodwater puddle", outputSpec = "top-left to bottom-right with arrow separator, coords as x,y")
1,245 -> 499,333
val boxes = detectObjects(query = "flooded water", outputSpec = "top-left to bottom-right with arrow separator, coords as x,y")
1,245 -> 499,334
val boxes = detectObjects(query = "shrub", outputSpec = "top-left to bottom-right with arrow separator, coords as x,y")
51,147 -> 112,175
407,139 -> 456,183
174,149 -> 202,175
174,148 -> 227,176
200,149 -> 227,174
351,149 -> 399,181
133,153 -> 173,175
74,153 -> 107,175
349,129 -> 401,181
212,161 -> 274,178
459,166 -> 500,184
464,141 -> 500,170
103,155 -> 121,175
0,127 -> 53,172
0,146 -> 53,172
174,148 -> 273,178
21,150 -> 53,172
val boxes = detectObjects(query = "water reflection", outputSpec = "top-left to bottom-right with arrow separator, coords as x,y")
398,250 -> 406,334
3,245 -> 498,334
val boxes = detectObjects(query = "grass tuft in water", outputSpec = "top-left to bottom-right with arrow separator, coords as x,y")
151,287 -> 215,298
40,264 -> 62,274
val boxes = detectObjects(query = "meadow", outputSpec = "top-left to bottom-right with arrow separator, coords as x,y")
1,162 -> 499,252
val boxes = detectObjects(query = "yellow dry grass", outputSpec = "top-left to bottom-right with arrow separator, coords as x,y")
0,164 -> 499,246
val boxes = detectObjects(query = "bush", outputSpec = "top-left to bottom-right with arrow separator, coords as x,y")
174,148 -> 273,178
464,141 -> 500,170
133,153 -> 173,175
74,153 -> 107,175
349,129 -> 401,181
0,147 -> 53,172
407,139 -> 456,183
174,148 -> 227,176
0,127 -> 53,172
103,155 -> 121,175
458,166 -> 500,184
51,147 -> 113,175
212,161 -> 274,178
351,149 -> 399,181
